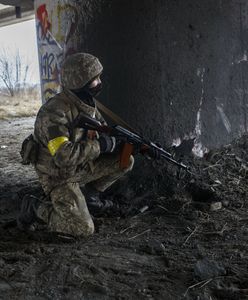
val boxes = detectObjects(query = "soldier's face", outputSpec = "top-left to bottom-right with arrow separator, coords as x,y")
89,76 -> 101,88
87,75 -> 102,97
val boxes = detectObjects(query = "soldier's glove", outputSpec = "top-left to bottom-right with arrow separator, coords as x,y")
98,135 -> 116,153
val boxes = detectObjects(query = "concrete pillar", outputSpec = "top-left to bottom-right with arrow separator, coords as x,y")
34,0 -> 83,102
34,0 -> 248,152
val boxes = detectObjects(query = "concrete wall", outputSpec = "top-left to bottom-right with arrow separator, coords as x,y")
35,0 -> 248,153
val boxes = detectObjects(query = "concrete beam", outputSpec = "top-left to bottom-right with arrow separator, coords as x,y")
0,0 -> 33,9
0,1 -> 34,27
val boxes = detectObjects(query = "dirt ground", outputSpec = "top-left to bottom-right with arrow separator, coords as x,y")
0,117 -> 248,300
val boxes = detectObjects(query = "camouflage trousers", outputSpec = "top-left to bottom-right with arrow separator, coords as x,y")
36,154 -> 134,237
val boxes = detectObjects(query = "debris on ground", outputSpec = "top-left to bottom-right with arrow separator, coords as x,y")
0,117 -> 248,299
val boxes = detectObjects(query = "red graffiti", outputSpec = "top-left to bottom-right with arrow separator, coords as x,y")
37,4 -> 51,38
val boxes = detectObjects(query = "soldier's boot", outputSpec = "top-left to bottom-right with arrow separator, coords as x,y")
84,184 -> 114,215
17,194 -> 43,230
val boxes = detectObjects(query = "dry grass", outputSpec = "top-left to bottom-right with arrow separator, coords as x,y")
0,89 -> 41,119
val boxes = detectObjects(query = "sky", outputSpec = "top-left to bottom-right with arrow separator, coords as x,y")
0,19 -> 40,84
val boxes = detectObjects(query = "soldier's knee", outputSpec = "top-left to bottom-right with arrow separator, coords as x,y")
82,219 -> 95,236
70,216 -> 95,237
67,219 -> 94,237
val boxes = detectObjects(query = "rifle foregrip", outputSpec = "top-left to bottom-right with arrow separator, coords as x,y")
119,143 -> 134,169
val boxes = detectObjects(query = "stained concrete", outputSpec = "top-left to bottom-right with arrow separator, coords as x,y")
77,0 -> 248,152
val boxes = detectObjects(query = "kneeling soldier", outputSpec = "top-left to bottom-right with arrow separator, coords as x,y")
18,53 -> 134,237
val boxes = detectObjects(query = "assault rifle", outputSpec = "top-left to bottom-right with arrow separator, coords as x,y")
73,113 -> 190,172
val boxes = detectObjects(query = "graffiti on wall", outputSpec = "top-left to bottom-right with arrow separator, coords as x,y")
35,1 -> 80,101
36,4 -> 51,37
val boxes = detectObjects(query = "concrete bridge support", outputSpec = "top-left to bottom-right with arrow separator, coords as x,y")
34,0 -> 248,152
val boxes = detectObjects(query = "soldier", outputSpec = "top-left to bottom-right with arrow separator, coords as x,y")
18,53 -> 134,237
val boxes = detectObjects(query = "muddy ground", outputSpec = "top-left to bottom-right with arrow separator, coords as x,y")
0,117 -> 248,300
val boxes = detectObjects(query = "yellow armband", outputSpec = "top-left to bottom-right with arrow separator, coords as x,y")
47,136 -> 69,156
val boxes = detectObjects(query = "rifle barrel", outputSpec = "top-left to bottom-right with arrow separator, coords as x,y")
161,154 -> 188,170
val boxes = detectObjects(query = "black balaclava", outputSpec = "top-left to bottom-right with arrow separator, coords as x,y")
72,80 -> 102,107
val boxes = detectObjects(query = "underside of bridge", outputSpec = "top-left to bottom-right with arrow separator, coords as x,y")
0,0 -> 34,27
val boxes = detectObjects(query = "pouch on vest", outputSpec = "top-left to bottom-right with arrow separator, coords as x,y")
20,134 -> 39,165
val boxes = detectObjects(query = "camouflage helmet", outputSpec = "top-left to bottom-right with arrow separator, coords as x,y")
61,53 -> 103,90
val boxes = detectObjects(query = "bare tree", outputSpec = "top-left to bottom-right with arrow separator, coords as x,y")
0,48 -> 31,97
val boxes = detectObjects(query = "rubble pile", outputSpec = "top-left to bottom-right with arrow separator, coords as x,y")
189,134 -> 248,208
104,134 -> 248,219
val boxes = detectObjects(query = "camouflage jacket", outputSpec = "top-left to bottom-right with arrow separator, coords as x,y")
34,89 -> 103,183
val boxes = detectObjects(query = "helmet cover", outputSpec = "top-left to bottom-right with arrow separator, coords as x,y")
61,53 -> 103,90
